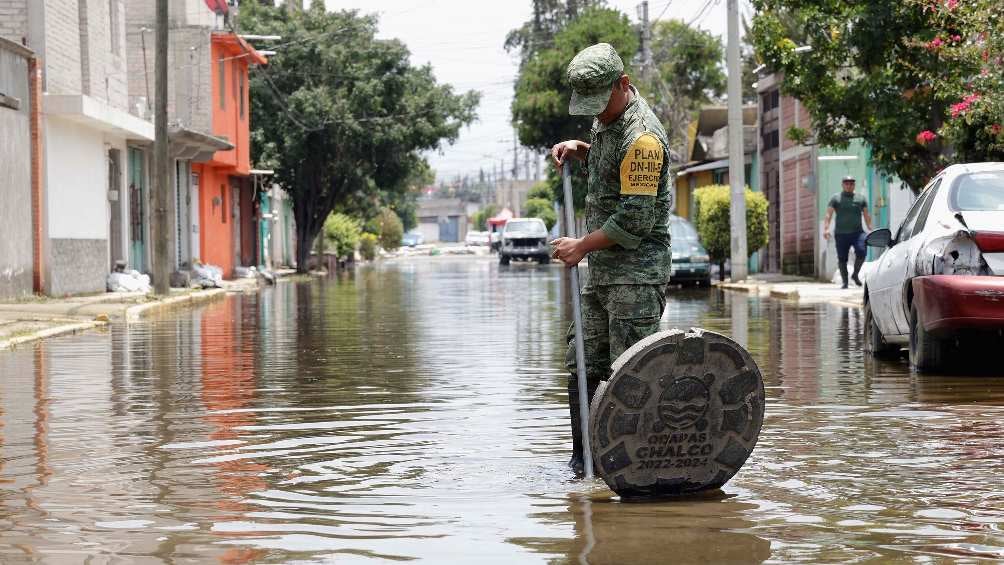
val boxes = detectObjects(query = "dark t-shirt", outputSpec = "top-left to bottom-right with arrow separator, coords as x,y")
829,191 -> 867,234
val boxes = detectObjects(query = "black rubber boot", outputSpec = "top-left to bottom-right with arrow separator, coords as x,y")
567,376 -> 598,475
852,255 -> 865,287
838,261 -> 849,289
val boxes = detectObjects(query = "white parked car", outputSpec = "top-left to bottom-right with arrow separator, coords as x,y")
464,230 -> 489,246
864,163 -> 1004,372
498,218 -> 550,266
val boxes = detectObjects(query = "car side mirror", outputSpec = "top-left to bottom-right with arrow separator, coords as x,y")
865,228 -> 892,248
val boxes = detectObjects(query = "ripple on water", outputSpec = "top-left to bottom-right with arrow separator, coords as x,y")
2,259 -> 1004,563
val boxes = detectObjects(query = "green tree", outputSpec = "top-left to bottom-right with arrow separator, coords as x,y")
241,2 -> 478,271
525,197 -> 558,230
358,232 -> 379,261
323,213 -> 362,259
471,203 -> 499,232
693,185 -> 768,281
639,20 -> 727,157
374,207 -> 404,251
510,7 -> 638,210
921,0 -> 1004,163
527,181 -> 554,202
505,0 -> 605,67
749,1 -> 981,192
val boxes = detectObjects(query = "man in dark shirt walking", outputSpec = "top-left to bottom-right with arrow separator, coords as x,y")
823,175 -> 873,289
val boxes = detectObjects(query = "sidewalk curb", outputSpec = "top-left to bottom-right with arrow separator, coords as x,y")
125,289 -> 227,322
769,289 -> 801,300
716,280 -> 865,309
0,320 -> 106,350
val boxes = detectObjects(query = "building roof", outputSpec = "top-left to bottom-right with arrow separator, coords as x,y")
169,127 -> 234,161
687,105 -> 758,163
212,32 -> 268,66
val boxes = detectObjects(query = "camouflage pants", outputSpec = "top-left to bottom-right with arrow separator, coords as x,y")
565,284 -> 667,388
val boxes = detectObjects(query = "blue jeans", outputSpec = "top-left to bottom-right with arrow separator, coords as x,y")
835,231 -> 866,263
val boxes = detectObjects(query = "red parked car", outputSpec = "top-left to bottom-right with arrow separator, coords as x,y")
864,163 -> 1004,372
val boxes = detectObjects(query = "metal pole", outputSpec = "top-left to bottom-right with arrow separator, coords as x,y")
726,0 -> 748,281
639,1 -> 652,82
563,163 -> 593,479
151,0 -> 171,295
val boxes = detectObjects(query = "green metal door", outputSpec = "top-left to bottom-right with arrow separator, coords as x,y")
128,147 -> 146,272
258,187 -> 271,268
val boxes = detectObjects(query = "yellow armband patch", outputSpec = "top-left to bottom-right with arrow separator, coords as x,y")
619,133 -> 663,196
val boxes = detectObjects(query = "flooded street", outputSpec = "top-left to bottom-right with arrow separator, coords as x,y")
3,256 -> 1004,563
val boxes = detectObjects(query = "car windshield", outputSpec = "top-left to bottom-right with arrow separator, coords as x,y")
953,171 -> 1004,211
669,217 -> 699,242
505,221 -> 546,236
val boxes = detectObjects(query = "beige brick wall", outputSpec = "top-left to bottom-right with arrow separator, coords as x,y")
1,0 -> 129,110
78,0 -> 128,109
42,0 -> 82,95
0,0 -> 28,44
125,0 -> 212,129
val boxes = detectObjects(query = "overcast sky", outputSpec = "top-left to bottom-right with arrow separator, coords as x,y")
323,0 -> 742,183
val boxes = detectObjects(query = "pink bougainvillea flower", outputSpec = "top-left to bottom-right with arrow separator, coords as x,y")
992,124 -> 1003,136
927,37 -> 944,51
949,94 -> 981,119
916,130 -> 938,145
944,0 -> 959,9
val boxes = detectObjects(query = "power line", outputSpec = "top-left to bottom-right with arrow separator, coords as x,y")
652,0 -> 674,26
687,0 -> 718,27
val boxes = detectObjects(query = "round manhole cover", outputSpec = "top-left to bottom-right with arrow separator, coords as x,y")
588,328 -> 765,499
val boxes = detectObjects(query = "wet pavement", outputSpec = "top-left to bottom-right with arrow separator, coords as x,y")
2,256 -> 1004,563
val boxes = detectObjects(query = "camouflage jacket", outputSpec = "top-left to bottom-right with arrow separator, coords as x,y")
585,87 -> 673,286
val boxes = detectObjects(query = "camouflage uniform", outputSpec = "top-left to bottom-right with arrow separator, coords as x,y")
562,44 -> 673,468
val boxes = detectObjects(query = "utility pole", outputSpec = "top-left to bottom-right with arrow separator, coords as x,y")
726,0 -> 748,281
151,0 -> 170,294
638,1 -> 652,81
512,128 -> 519,180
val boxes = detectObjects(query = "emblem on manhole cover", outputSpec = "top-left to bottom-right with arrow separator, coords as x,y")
589,329 -> 765,499
657,376 -> 709,430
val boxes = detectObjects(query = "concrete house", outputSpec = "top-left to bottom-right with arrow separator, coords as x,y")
417,198 -> 470,243
256,180 -> 297,270
673,105 -> 758,221
2,0 -> 156,296
0,37 -> 40,300
756,72 -> 916,279
126,1 -> 270,281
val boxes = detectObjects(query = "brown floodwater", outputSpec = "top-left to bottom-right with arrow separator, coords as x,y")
2,256 -> 1004,563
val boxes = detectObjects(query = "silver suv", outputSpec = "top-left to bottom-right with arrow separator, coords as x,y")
499,218 -> 550,265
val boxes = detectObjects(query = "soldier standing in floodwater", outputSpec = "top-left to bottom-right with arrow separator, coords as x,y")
549,43 -> 673,474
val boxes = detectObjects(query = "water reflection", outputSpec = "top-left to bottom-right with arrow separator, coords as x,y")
1,256 -> 1003,562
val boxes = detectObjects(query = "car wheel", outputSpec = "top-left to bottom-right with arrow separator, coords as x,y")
909,302 -> 950,372
499,255 -> 510,266
864,301 -> 898,358
700,278 -> 711,287
537,255 -> 550,265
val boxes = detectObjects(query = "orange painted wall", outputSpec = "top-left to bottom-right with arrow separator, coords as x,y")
194,163 -> 234,277
195,33 -> 262,277
209,34 -> 254,174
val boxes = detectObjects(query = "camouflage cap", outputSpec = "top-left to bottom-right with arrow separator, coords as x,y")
566,43 -> 624,116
